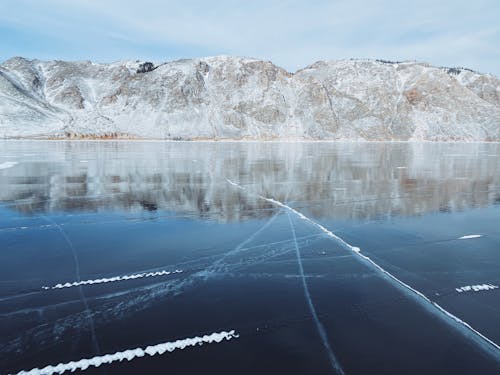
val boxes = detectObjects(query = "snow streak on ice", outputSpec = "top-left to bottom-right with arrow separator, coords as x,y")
42,270 -> 183,290
456,284 -> 498,293
11,330 -> 238,375
458,234 -> 482,240
226,179 -> 500,360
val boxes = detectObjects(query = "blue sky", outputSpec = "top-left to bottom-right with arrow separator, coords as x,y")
1,0 -> 499,75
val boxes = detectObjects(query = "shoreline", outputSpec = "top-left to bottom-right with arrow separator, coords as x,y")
1,138 -> 499,144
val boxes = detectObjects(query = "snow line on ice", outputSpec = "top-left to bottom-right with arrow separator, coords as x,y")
456,284 -> 499,293
0,161 -> 18,170
226,179 -> 500,358
458,234 -> 482,240
287,212 -> 345,375
10,330 -> 239,375
42,270 -> 183,290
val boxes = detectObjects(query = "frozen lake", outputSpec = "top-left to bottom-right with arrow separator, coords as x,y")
0,141 -> 499,374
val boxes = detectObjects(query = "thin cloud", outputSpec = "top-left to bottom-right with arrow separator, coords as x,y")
0,0 -> 498,75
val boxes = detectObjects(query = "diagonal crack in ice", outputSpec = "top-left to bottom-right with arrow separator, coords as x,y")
287,212 -> 345,374
226,179 -> 500,362
39,215 -> 101,356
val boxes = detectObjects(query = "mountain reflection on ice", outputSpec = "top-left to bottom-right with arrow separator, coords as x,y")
0,141 -> 499,220
0,141 -> 499,375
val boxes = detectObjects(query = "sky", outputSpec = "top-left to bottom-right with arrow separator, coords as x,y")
0,0 -> 499,75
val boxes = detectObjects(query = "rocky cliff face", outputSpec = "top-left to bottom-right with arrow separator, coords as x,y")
0,56 -> 499,140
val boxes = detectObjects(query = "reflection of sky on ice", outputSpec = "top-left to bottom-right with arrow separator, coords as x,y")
1,141 -> 499,375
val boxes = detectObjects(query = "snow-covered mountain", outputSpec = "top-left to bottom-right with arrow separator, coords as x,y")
1,56 -> 499,140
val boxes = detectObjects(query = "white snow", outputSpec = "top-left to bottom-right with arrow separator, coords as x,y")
12,330 -> 238,375
41,269 -> 183,290
456,284 -> 498,293
1,56 -> 499,140
0,161 -> 18,170
458,234 -> 482,240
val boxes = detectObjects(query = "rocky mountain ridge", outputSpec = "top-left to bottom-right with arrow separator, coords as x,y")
0,56 -> 499,140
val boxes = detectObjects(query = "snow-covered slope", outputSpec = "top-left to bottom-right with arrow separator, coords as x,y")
0,56 -> 499,140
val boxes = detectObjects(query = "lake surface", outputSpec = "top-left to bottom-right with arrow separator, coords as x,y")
0,141 -> 499,374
